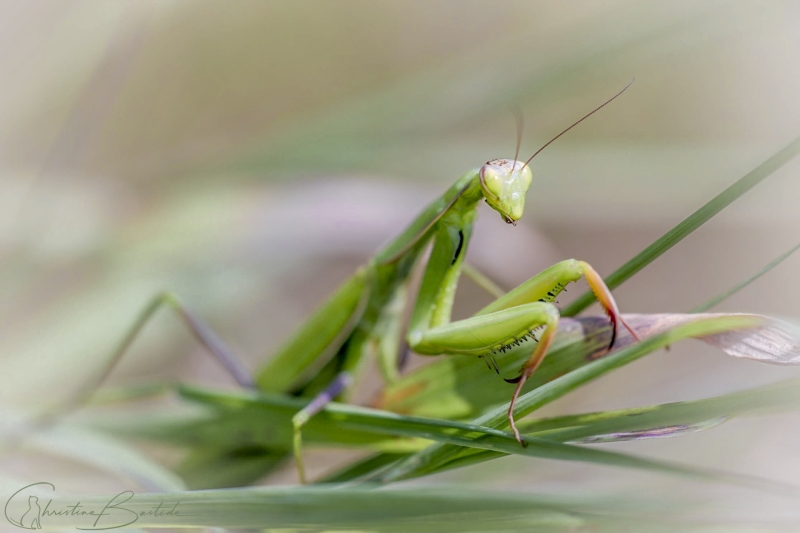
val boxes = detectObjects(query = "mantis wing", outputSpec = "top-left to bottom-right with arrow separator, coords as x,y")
255,269 -> 369,393
258,169 -> 480,393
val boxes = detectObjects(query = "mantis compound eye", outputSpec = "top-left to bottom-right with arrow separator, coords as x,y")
479,159 -> 533,223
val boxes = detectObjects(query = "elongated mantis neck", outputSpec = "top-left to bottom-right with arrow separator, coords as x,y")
454,172 -> 486,208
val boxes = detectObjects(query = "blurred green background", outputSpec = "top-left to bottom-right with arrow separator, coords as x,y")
1,0 -> 800,509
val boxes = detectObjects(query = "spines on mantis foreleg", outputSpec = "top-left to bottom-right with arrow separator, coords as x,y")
476,260 -> 583,316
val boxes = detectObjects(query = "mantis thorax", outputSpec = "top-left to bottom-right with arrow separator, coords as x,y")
479,159 -> 533,225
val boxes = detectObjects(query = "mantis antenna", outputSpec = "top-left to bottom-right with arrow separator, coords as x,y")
522,77 -> 635,169
510,104 -> 524,174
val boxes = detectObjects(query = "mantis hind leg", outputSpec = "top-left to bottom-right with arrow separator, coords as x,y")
34,291 -> 254,431
104,291 -> 254,388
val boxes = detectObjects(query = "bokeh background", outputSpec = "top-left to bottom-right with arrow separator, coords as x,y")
1,0 -> 800,522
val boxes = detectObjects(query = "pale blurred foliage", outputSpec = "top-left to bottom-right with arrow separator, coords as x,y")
1,0 -> 800,511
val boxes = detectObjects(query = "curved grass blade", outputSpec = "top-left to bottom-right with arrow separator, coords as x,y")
569,418 -> 728,443
172,387 -> 712,483
86,315 -> 796,486
380,313 -> 800,420
618,313 -> 800,365
528,378 -> 800,440
417,378 -> 800,474
177,447 -> 287,489
7,486 -> 678,532
562,135 -> 800,317
377,314 -> 771,482
13,425 -> 185,492
86,383 -> 752,486
318,452 -> 407,484
89,387 -> 406,452
84,314 -> 800,486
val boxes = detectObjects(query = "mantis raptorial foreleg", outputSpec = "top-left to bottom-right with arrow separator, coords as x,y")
408,255 -> 640,444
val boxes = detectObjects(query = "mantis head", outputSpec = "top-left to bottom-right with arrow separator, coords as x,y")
479,78 -> 634,226
479,159 -> 532,225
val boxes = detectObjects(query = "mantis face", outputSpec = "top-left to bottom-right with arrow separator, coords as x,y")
479,159 -> 533,225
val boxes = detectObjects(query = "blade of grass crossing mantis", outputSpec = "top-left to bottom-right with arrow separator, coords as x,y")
169,386 -> 769,487
562,135 -> 800,317
411,378 -> 800,475
13,486 -> 674,531
318,453 -> 421,484
377,315 -> 760,482
157,384 -> 742,484
177,447 -> 287,489
84,315 -> 794,487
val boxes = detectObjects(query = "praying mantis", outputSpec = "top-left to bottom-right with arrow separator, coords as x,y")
97,80 -> 640,483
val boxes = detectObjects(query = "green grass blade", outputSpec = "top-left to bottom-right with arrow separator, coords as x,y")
379,315 -> 759,482
86,313 -> 794,485
562,136 -> 800,317
86,312 -> 798,485
535,379 -> 800,438
91,381 -> 740,486
380,310 -> 799,421
173,386 -> 667,460
691,241 -> 800,313
90,387 -> 404,451
22,426 -> 185,492
426,378 -> 800,473
317,452 -> 406,484
177,447 -> 287,489
7,486 -> 683,531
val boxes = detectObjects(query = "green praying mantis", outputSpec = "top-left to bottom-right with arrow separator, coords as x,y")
94,80 -> 641,483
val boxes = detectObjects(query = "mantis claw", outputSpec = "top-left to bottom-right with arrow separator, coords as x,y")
579,260 -> 641,353
606,311 -> 618,352
603,311 -> 641,352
